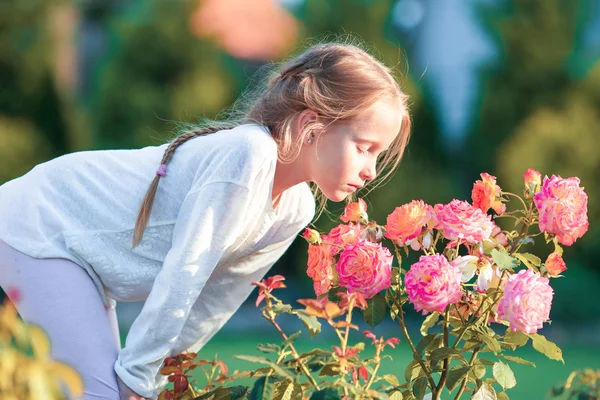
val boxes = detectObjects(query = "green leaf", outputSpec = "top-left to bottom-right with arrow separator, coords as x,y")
492,362 -> 517,390
404,360 -> 422,383
479,332 -> 502,354
213,386 -> 250,400
257,344 -> 281,354
363,293 -> 388,329
250,377 -> 275,400
446,365 -> 472,392
416,334 -> 436,357
294,310 -> 322,338
420,312 -> 440,336
529,333 -> 564,363
273,381 -> 303,400
497,393 -> 510,400
491,249 -> 519,271
503,330 -> 529,347
310,388 -> 341,400
502,355 -> 535,367
513,253 -> 541,269
389,390 -> 404,400
319,364 -> 341,377
283,331 -> 303,346
471,361 -> 487,380
412,376 -> 428,400
429,347 -> 465,363
383,374 -> 400,386
272,303 -> 292,314
471,383 -> 497,400
234,355 -> 296,381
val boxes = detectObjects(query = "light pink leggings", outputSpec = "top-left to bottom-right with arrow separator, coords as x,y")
0,239 -> 122,399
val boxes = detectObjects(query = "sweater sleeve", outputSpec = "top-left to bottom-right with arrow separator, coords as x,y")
114,181 -> 251,398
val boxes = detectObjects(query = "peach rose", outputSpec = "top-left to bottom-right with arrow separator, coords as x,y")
471,173 -> 506,215
435,200 -> 495,244
326,222 -> 362,248
340,199 -> 368,223
307,243 -> 338,296
523,168 -> 542,193
533,175 -> 589,246
336,239 -> 392,299
384,200 -> 435,246
545,252 -> 567,277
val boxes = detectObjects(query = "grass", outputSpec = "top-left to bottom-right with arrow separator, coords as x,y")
184,331 -> 600,399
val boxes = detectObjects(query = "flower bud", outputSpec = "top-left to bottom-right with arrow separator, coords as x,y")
523,168 -> 542,196
301,227 -> 322,245
544,252 -> 567,277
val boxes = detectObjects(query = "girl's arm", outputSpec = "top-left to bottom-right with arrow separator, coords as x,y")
114,180 -> 252,398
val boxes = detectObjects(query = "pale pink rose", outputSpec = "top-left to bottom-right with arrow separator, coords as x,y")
307,243 -> 338,296
336,239 -> 392,299
435,200 -> 496,244
533,175 -> 589,246
497,269 -> 553,334
471,173 -> 506,215
326,222 -> 362,248
340,199 -> 368,223
405,254 -> 463,315
523,168 -> 542,193
384,200 -> 435,245
545,252 -> 567,277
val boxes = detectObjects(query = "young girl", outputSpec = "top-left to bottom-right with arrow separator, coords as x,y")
0,42 -> 411,399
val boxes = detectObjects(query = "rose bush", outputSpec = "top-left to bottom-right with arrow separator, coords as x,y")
158,169 -> 589,400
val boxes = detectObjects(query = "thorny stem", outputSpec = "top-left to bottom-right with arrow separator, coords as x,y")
264,297 -> 321,390
434,310 -> 450,399
390,296 -> 438,392
453,347 -> 481,400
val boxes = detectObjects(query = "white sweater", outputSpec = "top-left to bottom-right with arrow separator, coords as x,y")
0,124 -> 315,398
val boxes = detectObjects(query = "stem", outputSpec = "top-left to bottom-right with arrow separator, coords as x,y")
501,191 -> 528,212
509,201 -> 534,255
390,297 -> 438,391
264,298 -> 321,390
453,347 -> 481,400
435,310 -> 450,399
365,344 -> 382,391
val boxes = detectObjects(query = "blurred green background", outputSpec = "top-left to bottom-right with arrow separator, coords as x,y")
1,0 -> 599,396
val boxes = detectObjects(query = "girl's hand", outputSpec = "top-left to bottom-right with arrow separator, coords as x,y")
116,375 -> 148,400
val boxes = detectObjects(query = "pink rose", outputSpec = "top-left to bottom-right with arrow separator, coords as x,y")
336,239 -> 392,299
545,252 -> 567,277
307,243 -> 338,296
471,173 -> 506,215
340,199 -> 368,223
533,175 -> 589,246
404,254 -> 463,315
435,200 -> 496,244
497,269 -> 553,334
384,200 -> 435,245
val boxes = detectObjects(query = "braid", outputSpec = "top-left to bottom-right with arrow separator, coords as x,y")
131,126 -> 234,248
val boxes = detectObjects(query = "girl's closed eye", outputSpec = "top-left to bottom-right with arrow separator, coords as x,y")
357,146 -> 370,155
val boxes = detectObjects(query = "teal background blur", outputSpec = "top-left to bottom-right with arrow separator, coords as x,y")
1,0 -> 599,397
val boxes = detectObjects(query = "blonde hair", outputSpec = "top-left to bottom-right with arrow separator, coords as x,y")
132,41 -> 411,247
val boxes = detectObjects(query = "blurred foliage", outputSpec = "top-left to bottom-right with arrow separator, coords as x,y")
0,298 -> 83,399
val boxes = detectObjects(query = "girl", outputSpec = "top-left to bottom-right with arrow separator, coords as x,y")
0,42 -> 411,399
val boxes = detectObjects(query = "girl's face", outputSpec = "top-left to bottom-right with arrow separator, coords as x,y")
307,99 -> 402,202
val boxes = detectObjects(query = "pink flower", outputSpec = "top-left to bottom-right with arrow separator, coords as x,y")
340,199 -> 368,223
404,254 -> 463,315
384,200 -> 435,245
435,200 -> 496,244
471,173 -> 506,215
497,269 -> 553,334
533,175 -> 589,246
523,168 -> 542,193
336,239 -> 392,299
545,252 -> 567,277
251,275 -> 286,307
326,222 -> 362,247
306,244 -> 338,296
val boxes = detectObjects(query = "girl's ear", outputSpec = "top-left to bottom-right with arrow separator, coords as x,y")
296,109 -> 319,141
